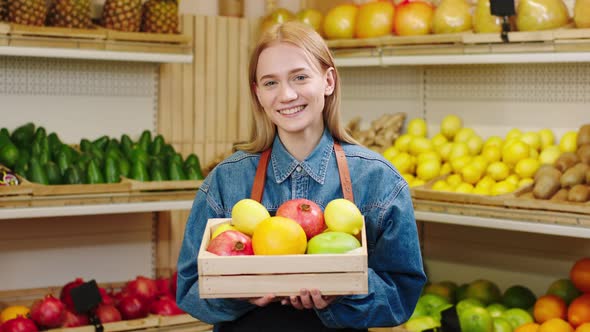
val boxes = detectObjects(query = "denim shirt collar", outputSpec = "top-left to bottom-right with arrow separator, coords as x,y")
270,129 -> 334,185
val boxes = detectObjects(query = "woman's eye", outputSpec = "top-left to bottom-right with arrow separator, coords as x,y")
263,81 -> 276,87
295,75 -> 307,81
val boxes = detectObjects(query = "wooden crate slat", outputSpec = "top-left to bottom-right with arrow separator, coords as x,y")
106,29 -> 190,44
204,16 -> 218,166
193,15 -> 207,160
181,16 -> 195,152
9,24 -> 106,40
216,17 -> 229,156
226,18 -> 240,145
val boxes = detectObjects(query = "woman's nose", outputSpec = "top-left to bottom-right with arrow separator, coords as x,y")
278,83 -> 297,102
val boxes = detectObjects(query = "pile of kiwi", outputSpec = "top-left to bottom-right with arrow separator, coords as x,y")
532,124 -> 590,203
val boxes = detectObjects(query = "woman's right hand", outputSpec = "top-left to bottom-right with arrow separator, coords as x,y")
246,294 -> 277,307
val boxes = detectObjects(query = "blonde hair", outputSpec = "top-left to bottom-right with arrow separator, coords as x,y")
234,21 -> 358,153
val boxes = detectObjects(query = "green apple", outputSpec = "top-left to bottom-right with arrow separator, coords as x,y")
306,231 -> 360,254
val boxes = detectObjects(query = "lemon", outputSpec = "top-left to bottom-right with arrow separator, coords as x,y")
486,162 -> 510,181
538,128 -> 555,149
482,146 -> 502,163
432,180 -> 452,191
447,173 -> 463,188
462,164 -> 484,184
484,136 -> 504,149
559,131 -> 578,152
475,177 -> 495,194
451,155 -> 472,173
466,135 -> 484,155
324,199 -> 364,235
431,133 -> 448,147
449,142 -> 470,160
520,132 -> 541,151
528,147 -> 539,160
455,182 -> 474,193
391,152 -> 415,174
1,306 -> 30,324
417,159 -> 441,181
411,179 -> 425,187
409,137 -> 434,155
502,141 -> 530,166
454,128 -> 476,143
440,162 -> 452,175
417,151 -> 441,164
401,173 -> 415,185
473,185 -> 490,195
506,128 -> 523,140
382,146 -> 400,161
491,181 -> 516,196
440,114 -> 463,140
438,142 -> 453,161
471,156 -> 489,173
211,223 -> 238,240
231,198 -> 271,235
407,118 -> 428,137
514,158 -> 540,179
539,145 -> 561,165
394,134 -> 413,152
518,178 -> 534,188
505,174 -> 520,187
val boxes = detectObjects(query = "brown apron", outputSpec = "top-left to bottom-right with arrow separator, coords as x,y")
218,142 -> 368,332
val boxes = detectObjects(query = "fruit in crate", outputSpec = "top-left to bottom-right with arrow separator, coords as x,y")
231,198 -> 270,235
95,304 -> 122,323
306,231 -> 361,254
61,310 -> 89,328
1,316 -> 39,332
251,216 -> 307,255
149,296 -> 184,316
206,229 -> 254,256
0,0 -> 8,22
210,223 -> 237,240
296,8 -> 323,34
124,275 -> 158,303
1,306 -> 30,324
30,295 -> 65,328
346,112 -> 406,153
102,0 -> 142,32
459,306 -> 493,332
432,0 -> 472,34
141,0 -> 179,34
276,198 -> 325,240
516,0 -> 569,31
473,0 -> 502,33
393,1 -> 435,36
46,0 -> 93,29
571,257 -> 590,293
323,4 -> 358,39
117,295 -> 148,320
355,1 -> 395,38
60,278 -> 85,311
324,198 -> 363,235
260,8 -> 294,34
8,0 -> 47,26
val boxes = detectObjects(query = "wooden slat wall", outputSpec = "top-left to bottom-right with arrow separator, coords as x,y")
155,15 -> 255,276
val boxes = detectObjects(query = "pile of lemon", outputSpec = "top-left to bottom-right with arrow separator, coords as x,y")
382,115 -> 578,195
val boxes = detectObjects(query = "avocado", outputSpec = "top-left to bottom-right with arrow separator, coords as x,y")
149,134 -> 165,156
149,159 -> 167,181
92,135 -> 110,152
168,160 -> 186,181
118,157 -> 130,178
45,161 -> 62,185
130,159 -> 149,182
27,158 -> 49,185
80,138 -> 92,152
63,165 -> 83,185
10,123 -> 35,148
87,159 -> 105,184
104,157 -> 121,183
137,130 -> 152,152
0,140 -> 20,168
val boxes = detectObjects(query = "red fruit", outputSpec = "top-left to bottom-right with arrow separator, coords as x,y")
61,310 -> 89,328
1,317 -> 38,332
124,276 -> 158,303
30,295 -> 66,328
155,277 -> 172,297
170,271 -> 178,297
206,230 -> 254,256
98,288 -> 114,305
95,304 -> 122,324
117,295 -> 148,320
149,297 -> 184,316
276,198 -> 325,240
59,278 -> 85,311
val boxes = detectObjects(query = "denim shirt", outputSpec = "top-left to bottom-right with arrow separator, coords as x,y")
176,129 -> 427,330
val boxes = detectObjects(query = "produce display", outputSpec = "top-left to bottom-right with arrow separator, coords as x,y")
346,112 -> 406,154
403,256 -> 590,332
0,274 -> 185,332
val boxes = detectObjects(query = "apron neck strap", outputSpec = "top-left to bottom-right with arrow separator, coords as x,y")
250,141 -> 354,203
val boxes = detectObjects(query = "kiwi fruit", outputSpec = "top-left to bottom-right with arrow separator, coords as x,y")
555,152 -> 580,172
578,124 -> 590,146
577,144 -> 590,165
533,175 -> 561,199
550,188 -> 569,201
567,184 -> 589,202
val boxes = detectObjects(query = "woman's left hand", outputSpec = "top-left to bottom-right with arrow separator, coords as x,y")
281,289 -> 338,310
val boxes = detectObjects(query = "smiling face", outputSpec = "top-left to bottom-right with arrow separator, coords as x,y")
255,42 -> 335,142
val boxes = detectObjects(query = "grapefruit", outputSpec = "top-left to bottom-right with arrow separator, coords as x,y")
251,216 -> 307,255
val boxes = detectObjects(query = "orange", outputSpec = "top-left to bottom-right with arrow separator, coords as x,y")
568,294 -> 590,328
251,216 -> 307,255
0,305 -> 30,324
534,295 -> 567,323
571,257 -> 590,293
575,323 -> 590,332
538,318 -> 574,332
514,322 -> 540,332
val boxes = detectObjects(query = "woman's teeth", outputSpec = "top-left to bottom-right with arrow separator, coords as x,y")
279,105 -> 304,115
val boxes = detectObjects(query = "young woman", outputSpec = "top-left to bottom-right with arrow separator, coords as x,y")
176,21 -> 426,331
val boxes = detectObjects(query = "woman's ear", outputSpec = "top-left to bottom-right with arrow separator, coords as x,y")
324,67 -> 335,96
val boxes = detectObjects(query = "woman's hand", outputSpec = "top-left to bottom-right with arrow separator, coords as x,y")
245,294 -> 278,307
281,289 -> 338,310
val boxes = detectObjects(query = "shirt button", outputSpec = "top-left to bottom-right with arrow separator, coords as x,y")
296,166 -> 302,172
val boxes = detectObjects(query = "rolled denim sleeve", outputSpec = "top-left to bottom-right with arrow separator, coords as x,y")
176,178 -> 256,324
315,184 -> 427,328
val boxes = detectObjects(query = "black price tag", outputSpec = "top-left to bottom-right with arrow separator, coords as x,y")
440,306 -> 461,332
490,0 -> 515,17
70,279 -> 102,314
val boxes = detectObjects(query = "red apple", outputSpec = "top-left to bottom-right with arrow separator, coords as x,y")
355,1 -> 395,38
206,230 -> 254,256
276,198 -> 325,240
394,1 -> 435,36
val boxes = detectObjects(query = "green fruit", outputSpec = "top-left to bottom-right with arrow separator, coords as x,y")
10,122 -> 35,148
324,198 -> 363,235
424,282 -> 456,304
486,303 -> 507,318
45,161 -> 62,185
456,298 -> 485,317
492,317 -> 513,332
546,278 -> 581,305
138,130 -> 152,152
104,157 -> 121,183
0,141 -> 19,168
64,165 -> 83,185
502,285 -> 537,310
459,306 -> 493,332
306,232 -> 361,254
87,159 -> 105,184
27,158 -> 49,185
500,308 -> 533,329
417,293 -> 451,316
130,160 -> 149,182
404,316 -> 440,332
456,283 -> 469,302
466,279 -> 502,306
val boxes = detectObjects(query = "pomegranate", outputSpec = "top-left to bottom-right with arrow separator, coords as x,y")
206,230 -> 254,256
149,297 -> 184,316
117,295 -> 148,320
276,198 -> 325,239
95,304 -> 122,324
0,317 -> 38,332
98,288 -> 114,305
155,277 -> 172,297
30,295 -> 65,328
60,310 -> 89,328
124,276 -> 158,303
169,271 -> 178,297
59,278 -> 85,311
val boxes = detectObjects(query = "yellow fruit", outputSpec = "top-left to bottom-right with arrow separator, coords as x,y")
447,173 -> 463,188
506,174 -> 520,187
409,137 -> 434,155
451,155 -> 472,173
410,179 -> 425,187
432,180 -> 452,191
395,134 -> 413,152
455,182 -> 474,193
1,306 -> 30,324
391,152 -> 415,174
462,164 -> 484,184
296,8 -> 323,33
418,151 -> 441,164
449,142 -> 470,160
231,199 -> 271,235
325,198 -> 364,235
211,223 -> 237,240
473,185 -> 491,195
538,128 -> 555,149
408,118 -> 428,137
519,178 -> 534,188
252,216 -> 307,255
431,133 -> 449,147
454,128 -> 476,143
487,161 -> 510,181
559,131 -> 578,153
529,147 -> 539,160
402,173 -> 415,184
417,159 -> 441,181
482,146 -> 502,163
440,114 -> 463,140
471,156 -> 489,173
491,181 -> 516,195
484,136 -> 504,149
466,135 -> 484,155
539,145 -> 561,165
506,128 -> 523,140
521,132 -> 542,151
438,142 -> 453,161
440,162 -> 452,175
323,4 -> 358,39
502,141 -> 530,166
433,0 -> 473,34
515,158 -> 540,179
382,146 -> 399,161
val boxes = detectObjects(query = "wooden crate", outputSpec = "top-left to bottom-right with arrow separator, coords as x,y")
123,177 -> 202,192
28,181 -> 131,196
504,185 -> 590,218
198,218 -> 368,299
